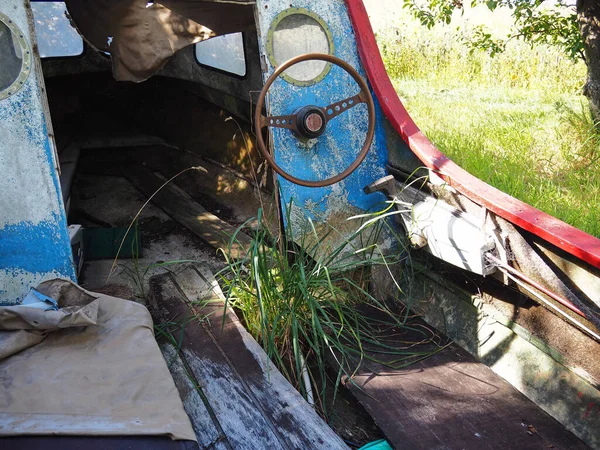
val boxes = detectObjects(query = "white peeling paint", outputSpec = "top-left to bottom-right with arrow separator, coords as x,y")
0,0 -> 74,303
255,0 -> 390,236
0,269 -> 65,304
0,0 -> 63,227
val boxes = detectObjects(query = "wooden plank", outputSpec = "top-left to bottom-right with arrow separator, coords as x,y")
182,348 -> 287,450
123,164 -> 251,259
173,265 -> 348,450
160,343 -> 228,450
150,272 -> 288,450
339,333 -> 590,450
149,265 -> 348,450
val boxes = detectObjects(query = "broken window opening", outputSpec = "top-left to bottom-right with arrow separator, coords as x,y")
31,1 -> 84,58
195,32 -> 246,78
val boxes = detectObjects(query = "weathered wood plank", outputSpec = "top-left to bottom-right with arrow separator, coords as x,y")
341,334 -> 590,450
150,264 -> 348,450
172,265 -> 348,450
124,164 -> 251,259
150,272 -> 287,450
182,348 -> 286,450
160,343 -> 228,450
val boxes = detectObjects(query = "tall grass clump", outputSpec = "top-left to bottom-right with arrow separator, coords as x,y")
375,9 -> 600,236
219,205 -> 443,417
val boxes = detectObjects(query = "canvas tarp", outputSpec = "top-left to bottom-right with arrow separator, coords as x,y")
63,0 -> 255,81
0,279 -> 196,442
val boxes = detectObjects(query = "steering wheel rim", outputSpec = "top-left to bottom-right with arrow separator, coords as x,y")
254,53 -> 376,188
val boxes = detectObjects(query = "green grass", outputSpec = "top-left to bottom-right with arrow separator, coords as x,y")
219,206 -> 444,418
376,13 -> 600,237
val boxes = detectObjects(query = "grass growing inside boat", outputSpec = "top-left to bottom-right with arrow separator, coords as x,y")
219,206 -> 444,418
376,11 -> 600,237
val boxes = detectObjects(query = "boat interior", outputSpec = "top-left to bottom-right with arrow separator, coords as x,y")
1,0 -> 599,449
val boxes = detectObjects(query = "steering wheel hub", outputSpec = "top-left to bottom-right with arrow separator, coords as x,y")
294,106 -> 327,138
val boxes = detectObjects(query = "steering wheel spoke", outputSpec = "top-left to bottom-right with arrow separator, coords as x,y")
260,114 -> 296,130
322,92 -> 365,121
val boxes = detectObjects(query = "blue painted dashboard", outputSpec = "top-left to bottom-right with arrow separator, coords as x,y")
255,0 -> 393,224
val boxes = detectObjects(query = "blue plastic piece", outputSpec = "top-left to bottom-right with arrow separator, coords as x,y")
358,439 -> 394,450
21,288 -> 59,311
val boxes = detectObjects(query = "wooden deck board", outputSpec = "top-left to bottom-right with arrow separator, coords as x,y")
342,334 -> 590,450
124,164 -> 251,259
150,264 -> 347,450
152,274 -> 285,450
174,266 -> 346,450
160,343 -> 228,449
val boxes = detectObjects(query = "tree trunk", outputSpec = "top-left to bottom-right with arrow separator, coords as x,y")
578,0 -> 600,120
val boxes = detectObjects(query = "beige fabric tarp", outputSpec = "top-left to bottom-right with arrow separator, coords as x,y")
0,279 -> 196,441
64,0 -> 255,81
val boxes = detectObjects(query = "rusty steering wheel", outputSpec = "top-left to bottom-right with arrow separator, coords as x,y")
254,53 -> 376,188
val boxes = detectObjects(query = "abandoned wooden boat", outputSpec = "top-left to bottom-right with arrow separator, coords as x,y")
1,0 -> 599,448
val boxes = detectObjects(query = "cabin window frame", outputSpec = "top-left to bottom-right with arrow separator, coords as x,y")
194,32 -> 248,79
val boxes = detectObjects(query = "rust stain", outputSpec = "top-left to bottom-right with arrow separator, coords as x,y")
583,402 -> 595,419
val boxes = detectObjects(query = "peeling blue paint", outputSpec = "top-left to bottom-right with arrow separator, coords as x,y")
0,0 -> 75,303
0,214 -> 74,276
256,0 -> 400,225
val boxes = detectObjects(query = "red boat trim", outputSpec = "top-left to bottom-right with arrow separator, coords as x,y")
346,0 -> 600,270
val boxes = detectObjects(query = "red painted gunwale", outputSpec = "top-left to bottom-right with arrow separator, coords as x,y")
346,0 -> 600,270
